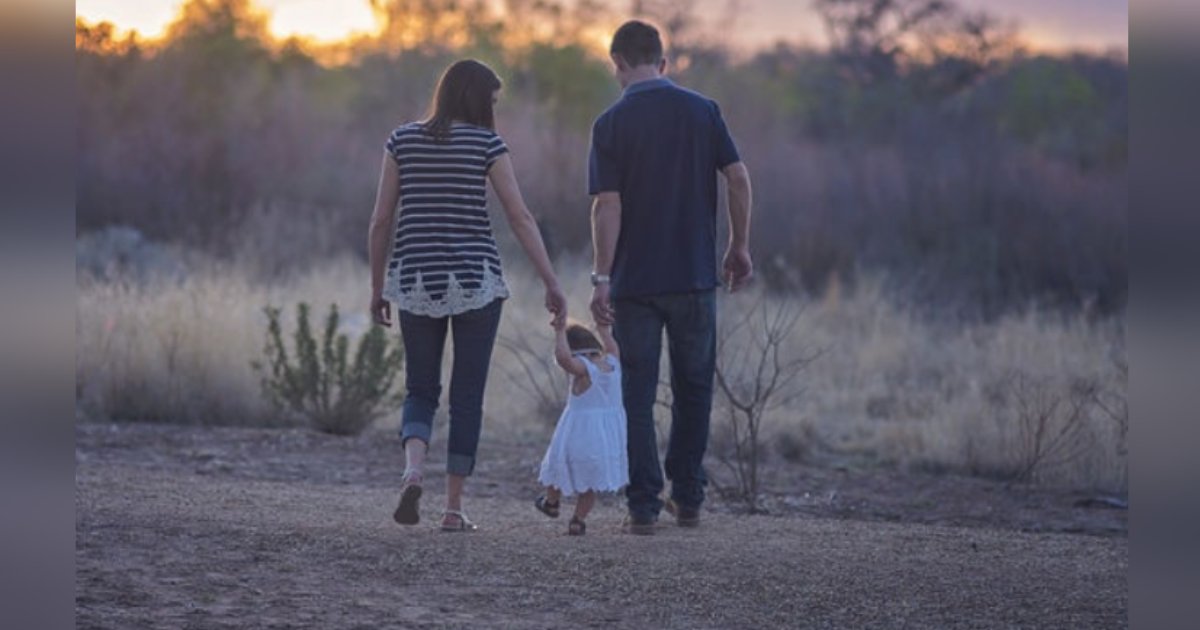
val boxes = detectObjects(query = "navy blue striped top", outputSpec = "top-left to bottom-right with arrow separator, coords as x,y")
382,122 -> 511,317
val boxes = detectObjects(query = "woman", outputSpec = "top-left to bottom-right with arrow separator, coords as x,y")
367,59 -> 566,531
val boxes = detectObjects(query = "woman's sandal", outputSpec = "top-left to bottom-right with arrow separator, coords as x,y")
393,471 -> 423,526
534,495 -> 560,518
440,509 -> 478,532
567,516 -> 586,536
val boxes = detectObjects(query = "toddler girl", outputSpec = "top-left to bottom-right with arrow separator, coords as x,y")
535,319 -> 628,535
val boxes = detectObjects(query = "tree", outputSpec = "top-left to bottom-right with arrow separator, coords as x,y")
713,298 -> 819,511
814,0 -> 953,82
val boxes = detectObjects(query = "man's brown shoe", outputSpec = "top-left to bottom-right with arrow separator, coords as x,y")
675,505 -> 701,527
622,513 -> 656,535
665,498 -> 700,527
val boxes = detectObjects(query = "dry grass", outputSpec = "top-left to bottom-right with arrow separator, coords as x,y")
780,280 -> 1127,492
76,257 -> 364,427
75,256 -> 1126,492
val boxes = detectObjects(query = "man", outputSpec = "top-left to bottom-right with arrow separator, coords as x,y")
588,20 -> 753,535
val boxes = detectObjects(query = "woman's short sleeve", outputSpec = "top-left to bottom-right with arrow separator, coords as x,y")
384,129 -> 403,166
485,133 -> 509,168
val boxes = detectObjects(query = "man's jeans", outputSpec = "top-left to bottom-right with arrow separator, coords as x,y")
398,298 -> 503,477
614,290 -> 716,520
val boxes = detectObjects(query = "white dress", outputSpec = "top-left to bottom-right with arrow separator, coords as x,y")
538,354 -> 629,496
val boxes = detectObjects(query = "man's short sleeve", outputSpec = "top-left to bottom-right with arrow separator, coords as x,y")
588,116 -> 619,195
711,102 -> 741,169
485,133 -> 509,169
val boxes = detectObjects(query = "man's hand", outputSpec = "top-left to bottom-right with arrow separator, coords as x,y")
590,282 -> 614,326
722,247 -> 754,293
545,283 -> 567,328
370,295 -> 392,327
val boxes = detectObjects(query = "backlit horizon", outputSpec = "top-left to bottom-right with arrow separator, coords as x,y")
76,0 -> 1128,53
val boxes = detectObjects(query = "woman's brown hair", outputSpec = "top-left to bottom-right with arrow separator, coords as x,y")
423,59 -> 501,142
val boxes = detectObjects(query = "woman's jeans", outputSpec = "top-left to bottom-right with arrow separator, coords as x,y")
613,290 -> 716,520
398,299 -> 503,477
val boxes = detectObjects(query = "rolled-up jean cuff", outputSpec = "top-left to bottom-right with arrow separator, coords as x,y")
400,422 -> 432,448
447,452 -> 475,476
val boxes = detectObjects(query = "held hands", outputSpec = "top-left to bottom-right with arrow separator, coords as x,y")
590,282 -> 614,326
551,309 -> 567,331
722,246 -> 754,293
545,282 -> 567,328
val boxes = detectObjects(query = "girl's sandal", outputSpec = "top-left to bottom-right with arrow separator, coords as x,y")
440,509 -> 478,532
534,495 -> 560,518
393,471 -> 423,526
567,517 -> 586,536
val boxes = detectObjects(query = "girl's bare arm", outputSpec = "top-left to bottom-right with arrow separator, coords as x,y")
596,323 -> 620,359
554,325 -> 589,378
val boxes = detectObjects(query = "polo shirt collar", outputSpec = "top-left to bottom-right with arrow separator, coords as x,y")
623,77 -> 672,96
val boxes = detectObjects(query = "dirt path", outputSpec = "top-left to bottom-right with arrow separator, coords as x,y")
76,424 -> 1127,629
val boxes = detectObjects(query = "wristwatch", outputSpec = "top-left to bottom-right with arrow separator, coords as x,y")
590,272 -> 611,286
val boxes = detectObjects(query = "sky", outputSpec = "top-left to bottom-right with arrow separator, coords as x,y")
75,0 -> 1128,52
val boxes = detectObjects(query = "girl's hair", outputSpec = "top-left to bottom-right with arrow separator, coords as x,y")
422,59 -> 501,142
565,321 -> 603,354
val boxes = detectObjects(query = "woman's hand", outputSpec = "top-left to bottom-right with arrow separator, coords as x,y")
371,295 -> 392,327
545,282 -> 567,328
368,153 -> 401,325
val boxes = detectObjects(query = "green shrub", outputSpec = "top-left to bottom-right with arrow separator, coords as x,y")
252,302 -> 404,435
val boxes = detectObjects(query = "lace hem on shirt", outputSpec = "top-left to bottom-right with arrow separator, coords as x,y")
382,262 -> 509,318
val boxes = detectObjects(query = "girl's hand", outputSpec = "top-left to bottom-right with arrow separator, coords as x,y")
545,283 -> 567,328
370,295 -> 392,327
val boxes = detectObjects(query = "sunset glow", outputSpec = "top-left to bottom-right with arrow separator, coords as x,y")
76,0 -> 1127,52
76,0 -> 379,42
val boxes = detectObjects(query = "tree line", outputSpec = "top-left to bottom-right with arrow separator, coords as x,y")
76,0 -> 1127,317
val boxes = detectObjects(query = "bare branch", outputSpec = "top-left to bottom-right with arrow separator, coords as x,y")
496,330 -> 566,424
712,295 -> 817,510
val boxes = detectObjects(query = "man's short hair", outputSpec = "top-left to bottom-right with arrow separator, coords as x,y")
610,20 -> 664,67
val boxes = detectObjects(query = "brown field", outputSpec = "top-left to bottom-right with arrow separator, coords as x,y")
75,422 -> 1127,629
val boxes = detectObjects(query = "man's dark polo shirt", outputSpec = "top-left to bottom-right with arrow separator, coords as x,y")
588,77 -> 741,300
